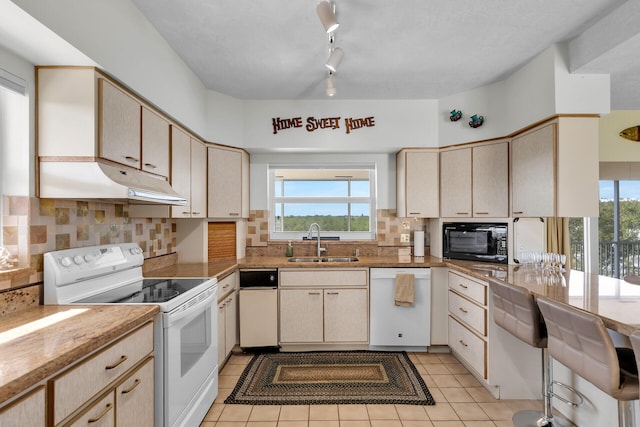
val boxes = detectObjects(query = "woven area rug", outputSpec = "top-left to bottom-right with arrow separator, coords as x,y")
224,351 -> 435,405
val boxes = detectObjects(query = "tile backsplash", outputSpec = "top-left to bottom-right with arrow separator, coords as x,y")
1,196 -> 176,287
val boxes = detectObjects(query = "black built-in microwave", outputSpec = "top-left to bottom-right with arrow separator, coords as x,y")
443,222 -> 508,264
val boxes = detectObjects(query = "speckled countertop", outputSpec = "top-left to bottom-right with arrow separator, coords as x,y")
146,255 -> 640,336
0,304 -> 158,405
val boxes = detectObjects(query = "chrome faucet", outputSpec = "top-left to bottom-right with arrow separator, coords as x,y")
307,223 -> 327,257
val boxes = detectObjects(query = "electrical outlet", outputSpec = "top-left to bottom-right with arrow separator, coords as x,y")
400,233 -> 410,243
401,220 -> 410,230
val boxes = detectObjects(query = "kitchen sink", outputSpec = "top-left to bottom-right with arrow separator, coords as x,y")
287,257 -> 359,263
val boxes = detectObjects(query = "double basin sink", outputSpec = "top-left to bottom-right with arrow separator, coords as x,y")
287,257 -> 359,263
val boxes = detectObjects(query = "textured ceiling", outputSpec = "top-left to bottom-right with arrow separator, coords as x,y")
131,0 -> 638,108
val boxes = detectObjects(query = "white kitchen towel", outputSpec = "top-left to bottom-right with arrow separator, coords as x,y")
395,273 -> 415,307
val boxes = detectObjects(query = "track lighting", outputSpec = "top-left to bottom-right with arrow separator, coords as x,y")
325,47 -> 344,73
316,1 -> 339,33
326,72 -> 336,97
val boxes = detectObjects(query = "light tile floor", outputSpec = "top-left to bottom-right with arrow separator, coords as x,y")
200,352 -> 545,427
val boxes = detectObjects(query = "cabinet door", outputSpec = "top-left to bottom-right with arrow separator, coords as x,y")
66,392 -> 114,427
116,358 -> 154,427
324,289 -> 368,343
217,301 -> 227,365
0,386 -> 45,427
440,148 -> 472,217
170,127 -> 192,218
208,146 -> 242,218
279,289 -> 323,343
224,292 -> 238,357
99,78 -> 141,169
473,142 -> 509,217
511,123 -> 555,217
399,150 -> 439,218
141,107 -> 170,177
190,139 -> 207,218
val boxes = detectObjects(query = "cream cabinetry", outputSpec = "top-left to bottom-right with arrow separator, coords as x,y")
217,272 -> 238,366
115,357 -> 155,427
440,141 -> 508,218
208,145 -> 250,218
511,117 -> 599,218
171,127 -> 207,218
38,67 -> 170,180
0,386 -> 45,427
396,149 -> 439,218
279,269 -> 369,347
52,322 -> 154,426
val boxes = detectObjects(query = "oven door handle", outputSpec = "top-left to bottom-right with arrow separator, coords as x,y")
164,288 -> 217,327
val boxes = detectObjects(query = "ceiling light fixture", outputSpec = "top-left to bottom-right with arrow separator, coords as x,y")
316,1 -> 339,33
326,72 -> 336,97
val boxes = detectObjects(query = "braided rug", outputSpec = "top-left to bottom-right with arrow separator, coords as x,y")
224,351 -> 435,405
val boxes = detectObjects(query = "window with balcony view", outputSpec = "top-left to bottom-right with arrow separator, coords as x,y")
269,165 -> 377,240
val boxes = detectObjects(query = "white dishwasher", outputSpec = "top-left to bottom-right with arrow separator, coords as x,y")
369,268 -> 431,350
239,269 -> 279,348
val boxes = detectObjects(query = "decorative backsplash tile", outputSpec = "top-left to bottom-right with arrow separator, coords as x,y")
1,196 -> 177,286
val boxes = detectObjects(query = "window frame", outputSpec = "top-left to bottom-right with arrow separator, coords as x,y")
268,163 -> 377,241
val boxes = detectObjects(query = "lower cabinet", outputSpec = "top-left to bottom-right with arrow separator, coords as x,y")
279,268 -> 369,346
0,386 -> 46,427
217,272 -> 238,366
115,358 -> 155,427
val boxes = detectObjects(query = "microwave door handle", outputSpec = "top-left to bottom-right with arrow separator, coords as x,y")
164,290 -> 217,327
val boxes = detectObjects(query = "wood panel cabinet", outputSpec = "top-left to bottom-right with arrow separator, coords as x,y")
208,145 -> 249,218
440,141 -> 508,218
141,107 -> 170,177
396,149 -> 439,218
279,269 -> 369,347
115,358 -> 155,427
171,127 -> 207,218
217,272 -> 238,366
511,117 -> 599,218
0,386 -> 45,427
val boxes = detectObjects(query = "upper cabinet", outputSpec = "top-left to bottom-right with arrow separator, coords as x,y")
207,145 -> 250,219
38,67 -> 170,179
439,147 -> 472,217
510,117 -> 598,218
171,127 -> 207,218
396,149 -> 439,218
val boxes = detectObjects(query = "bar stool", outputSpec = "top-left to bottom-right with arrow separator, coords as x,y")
489,281 -> 576,427
536,296 -> 639,427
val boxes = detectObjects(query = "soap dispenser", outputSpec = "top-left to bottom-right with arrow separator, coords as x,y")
286,241 -> 294,257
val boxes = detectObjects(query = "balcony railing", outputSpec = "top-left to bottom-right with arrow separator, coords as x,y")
571,240 -> 640,278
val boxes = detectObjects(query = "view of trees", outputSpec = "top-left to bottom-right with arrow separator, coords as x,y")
276,215 -> 370,233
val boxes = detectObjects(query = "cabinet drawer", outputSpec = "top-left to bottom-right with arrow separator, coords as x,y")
448,271 -> 486,305
65,392 -> 114,427
218,272 -> 237,300
280,269 -> 368,288
448,316 -> 486,378
53,322 -> 153,425
448,290 -> 486,336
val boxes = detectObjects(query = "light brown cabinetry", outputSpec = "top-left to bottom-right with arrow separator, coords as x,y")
207,146 -> 250,218
141,107 -> 170,177
217,272 -> 238,366
0,386 -> 45,427
171,127 -> 207,218
52,322 -> 154,427
396,149 -> 439,218
511,117 -> 599,218
279,269 -> 369,347
440,141 -> 508,218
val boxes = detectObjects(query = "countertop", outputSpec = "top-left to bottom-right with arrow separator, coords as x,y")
0,304 -> 158,405
146,255 -> 640,336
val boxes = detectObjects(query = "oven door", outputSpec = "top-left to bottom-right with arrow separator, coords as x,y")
163,287 -> 217,427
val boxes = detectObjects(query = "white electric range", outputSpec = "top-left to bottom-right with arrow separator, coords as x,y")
43,243 -> 218,427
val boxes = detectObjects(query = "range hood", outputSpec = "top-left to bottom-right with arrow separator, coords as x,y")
39,161 -> 187,205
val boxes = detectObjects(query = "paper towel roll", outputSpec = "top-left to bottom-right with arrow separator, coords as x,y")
413,231 -> 425,257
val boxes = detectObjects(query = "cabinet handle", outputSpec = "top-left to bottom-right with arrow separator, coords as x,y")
458,307 -> 468,314
105,355 -> 128,370
219,305 -> 225,310
326,292 -> 339,295
456,212 -> 469,215
144,163 -> 157,169
222,284 -> 230,289
458,283 -> 468,289
229,212 -> 240,216
513,211 -> 523,215
124,156 -> 139,162
409,212 -> 420,215
182,211 -> 191,215
308,292 -> 321,295
88,403 -> 113,423
121,379 -> 141,394
459,339 -> 468,347
475,212 -> 489,215
192,211 -> 201,215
